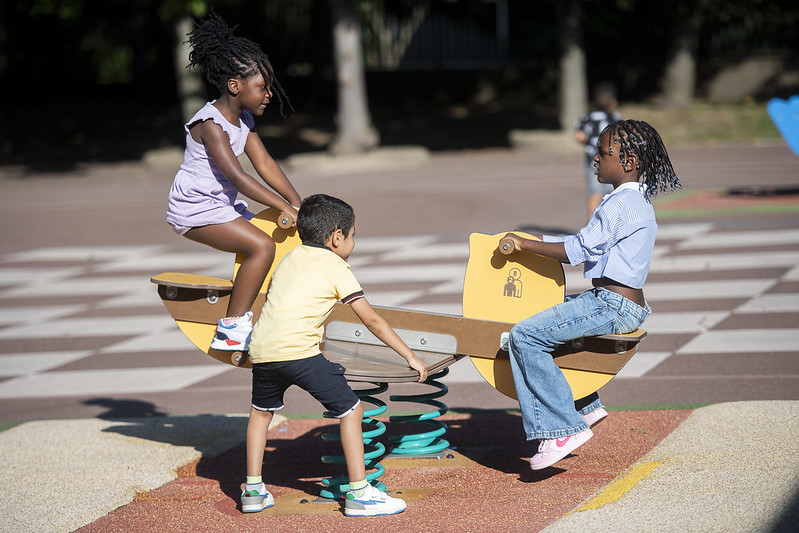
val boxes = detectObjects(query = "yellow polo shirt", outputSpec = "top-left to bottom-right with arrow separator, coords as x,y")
248,243 -> 364,364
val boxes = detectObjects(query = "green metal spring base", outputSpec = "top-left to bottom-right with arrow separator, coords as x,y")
319,382 -> 388,500
388,368 -> 450,456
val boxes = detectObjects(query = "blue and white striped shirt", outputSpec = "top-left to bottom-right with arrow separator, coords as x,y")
543,182 -> 657,289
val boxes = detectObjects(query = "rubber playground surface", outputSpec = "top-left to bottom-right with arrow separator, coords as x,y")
76,409 -> 691,532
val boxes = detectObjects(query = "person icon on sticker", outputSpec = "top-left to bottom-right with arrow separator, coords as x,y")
503,268 -> 523,298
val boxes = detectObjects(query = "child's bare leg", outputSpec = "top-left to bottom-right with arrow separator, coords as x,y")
185,218 -> 276,317
339,403 -> 366,485
339,401 -> 406,516
228,235 -> 275,316
247,406 -> 273,478
242,406 -> 275,512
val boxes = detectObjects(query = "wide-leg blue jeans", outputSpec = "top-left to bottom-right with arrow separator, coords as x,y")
509,287 -> 650,440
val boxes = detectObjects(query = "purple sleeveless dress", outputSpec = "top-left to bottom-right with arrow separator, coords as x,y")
166,102 -> 256,234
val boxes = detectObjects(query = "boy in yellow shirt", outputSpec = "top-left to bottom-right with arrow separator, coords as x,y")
242,193 -> 427,516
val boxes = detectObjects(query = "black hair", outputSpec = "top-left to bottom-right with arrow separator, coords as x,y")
601,119 -> 681,201
297,194 -> 355,246
186,10 -> 293,118
592,81 -> 618,111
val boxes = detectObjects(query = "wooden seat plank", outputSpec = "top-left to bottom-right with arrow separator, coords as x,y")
325,302 -> 509,360
151,272 -> 232,291
326,303 -> 645,365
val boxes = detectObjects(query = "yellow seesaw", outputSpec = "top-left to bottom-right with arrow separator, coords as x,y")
151,208 -> 646,400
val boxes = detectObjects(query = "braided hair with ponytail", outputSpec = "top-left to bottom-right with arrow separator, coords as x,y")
187,11 -> 293,118
601,120 -> 681,201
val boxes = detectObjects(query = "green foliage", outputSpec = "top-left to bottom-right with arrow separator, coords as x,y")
187,0 -> 208,18
28,0 -> 85,19
155,0 -> 209,21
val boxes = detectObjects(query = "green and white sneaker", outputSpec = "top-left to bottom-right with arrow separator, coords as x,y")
241,482 -> 274,513
344,484 -> 406,517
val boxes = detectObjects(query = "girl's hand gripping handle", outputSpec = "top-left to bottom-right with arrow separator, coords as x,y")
499,237 -> 516,255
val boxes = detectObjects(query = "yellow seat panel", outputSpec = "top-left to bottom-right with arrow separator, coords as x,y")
463,232 -> 614,401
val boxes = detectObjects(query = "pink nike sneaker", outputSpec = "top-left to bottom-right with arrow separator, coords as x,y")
582,407 -> 608,428
529,428 -> 593,470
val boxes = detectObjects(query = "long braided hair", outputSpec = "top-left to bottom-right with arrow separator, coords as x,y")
187,11 -> 293,118
601,120 -> 681,201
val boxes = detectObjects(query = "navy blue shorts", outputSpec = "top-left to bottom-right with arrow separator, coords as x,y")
251,353 -> 359,418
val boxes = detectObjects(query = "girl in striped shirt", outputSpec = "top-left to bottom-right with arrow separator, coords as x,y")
501,120 -> 681,471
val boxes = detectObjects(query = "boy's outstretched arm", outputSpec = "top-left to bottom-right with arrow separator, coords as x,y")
349,298 -> 428,383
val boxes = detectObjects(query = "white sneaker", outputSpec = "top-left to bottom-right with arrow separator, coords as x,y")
582,407 -> 608,428
344,484 -> 407,517
529,428 -> 593,470
210,311 -> 253,351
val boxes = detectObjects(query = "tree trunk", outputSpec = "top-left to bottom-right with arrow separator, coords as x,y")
329,0 -> 379,154
661,0 -> 703,109
172,13 -> 205,123
555,0 -> 587,131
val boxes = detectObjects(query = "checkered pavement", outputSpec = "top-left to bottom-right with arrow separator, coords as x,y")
0,220 -> 797,400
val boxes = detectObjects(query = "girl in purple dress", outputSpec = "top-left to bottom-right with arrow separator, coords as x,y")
166,12 -> 302,351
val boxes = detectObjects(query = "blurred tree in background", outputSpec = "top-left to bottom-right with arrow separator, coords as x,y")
0,0 -> 796,168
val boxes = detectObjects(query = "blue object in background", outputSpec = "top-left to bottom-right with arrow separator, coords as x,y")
767,96 -> 799,156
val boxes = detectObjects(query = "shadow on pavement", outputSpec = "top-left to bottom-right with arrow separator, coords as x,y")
85,398 -> 169,419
